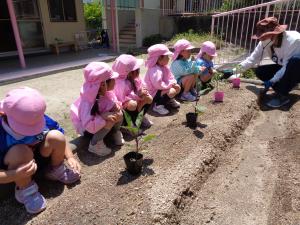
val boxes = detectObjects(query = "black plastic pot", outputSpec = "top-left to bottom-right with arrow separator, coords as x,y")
186,112 -> 198,129
123,151 -> 143,175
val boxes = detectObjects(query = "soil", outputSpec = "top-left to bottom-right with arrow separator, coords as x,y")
0,68 -> 300,225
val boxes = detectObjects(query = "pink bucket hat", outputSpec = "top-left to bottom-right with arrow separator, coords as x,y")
112,54 -> 143,78
197,41 -> 217,58
84,62 -> 118,83
0,87 -> 46,136
145,44 -> 173,68
172,39 -> 195,61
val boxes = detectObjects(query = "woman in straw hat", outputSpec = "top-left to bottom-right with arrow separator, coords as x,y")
236,17 -> 300,108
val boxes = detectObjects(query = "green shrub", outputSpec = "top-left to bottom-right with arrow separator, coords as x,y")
142,34 -> 163,47
242,69 -> 256,79
168,30 -> 222,48
84,1 -> 102,29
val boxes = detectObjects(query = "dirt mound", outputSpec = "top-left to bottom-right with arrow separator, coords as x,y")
0,82 -> 263,225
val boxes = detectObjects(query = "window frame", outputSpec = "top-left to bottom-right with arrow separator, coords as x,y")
47,0 -> 77,22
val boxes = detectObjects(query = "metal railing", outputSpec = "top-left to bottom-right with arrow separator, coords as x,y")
211,0 -> 300,65
161,0 -> 273,15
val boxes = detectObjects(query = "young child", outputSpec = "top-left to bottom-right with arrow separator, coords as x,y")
170,39 -> 200,101
195,41 -> 217,87
144,44 -> 181,115
70,62 -> 124,156
0,87 -> 81,214
112,54 -> 153,127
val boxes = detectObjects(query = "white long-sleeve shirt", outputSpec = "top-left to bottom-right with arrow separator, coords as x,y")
240,31 -> 300,83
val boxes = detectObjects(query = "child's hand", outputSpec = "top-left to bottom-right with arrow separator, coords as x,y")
200,66 -> 207,72
15,160 -> 37,179
111,103 -> 121,112
105,114 -> 117,122
67,157 -> 81,174
138,88 -> 149,97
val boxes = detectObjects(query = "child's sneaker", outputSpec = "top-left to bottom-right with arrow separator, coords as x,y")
45,163 -> 80,184
15,181 -> 46,214
168,98 -> 181,108
141,116 -> 153,128
152,104 -> 169,115
190,88 -> 198,97
88,140 -> 112,156
112,130 -> 125,146
180,92 -> 196,101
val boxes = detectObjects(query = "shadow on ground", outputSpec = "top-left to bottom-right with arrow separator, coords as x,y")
246,85 -> 300,111
117,158 -> 155,185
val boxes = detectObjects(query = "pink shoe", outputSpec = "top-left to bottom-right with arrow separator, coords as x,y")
15,181 -> 46,214
45,163 -> 80,184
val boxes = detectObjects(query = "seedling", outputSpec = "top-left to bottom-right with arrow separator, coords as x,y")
186,76 -> 206,129
122,109 -> 156,153
122,109 -> 156,175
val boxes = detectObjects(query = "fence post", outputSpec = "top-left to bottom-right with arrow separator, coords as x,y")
211,16 -> 215,36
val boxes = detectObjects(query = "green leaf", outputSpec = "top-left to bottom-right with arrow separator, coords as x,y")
142,134 -> 156,143
120,126 -> 138,136
195,105 -> 206,114
123,110 -> 133,127
135,109 -> 144,129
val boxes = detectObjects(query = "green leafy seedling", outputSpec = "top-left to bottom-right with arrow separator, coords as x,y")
122,109 -> 156,153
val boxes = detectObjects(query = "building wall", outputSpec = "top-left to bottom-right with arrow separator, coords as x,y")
136,8 -> 160,47
144,0 -> 160,9
38,0 -> 87,47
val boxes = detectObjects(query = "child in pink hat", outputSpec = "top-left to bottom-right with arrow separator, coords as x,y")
71,62 -> 124,156
195,41 -> 217,88
170,39 -> 201,102
0,87 -> 81,214
144,44 -> 181,115
112,54 -> 153,128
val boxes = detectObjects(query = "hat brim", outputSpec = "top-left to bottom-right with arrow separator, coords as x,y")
186,45 -> 195,50
252,24 -> 287,39
132,58 -> 144,71
8,116 -> 45,136
162,50 -> 174,56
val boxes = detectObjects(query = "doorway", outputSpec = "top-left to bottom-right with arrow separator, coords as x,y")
0,0 -> 45,54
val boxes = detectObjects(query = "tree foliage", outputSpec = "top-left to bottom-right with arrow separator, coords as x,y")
84,1 -> 102,29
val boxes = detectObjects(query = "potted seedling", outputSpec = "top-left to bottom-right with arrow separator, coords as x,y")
122,109 -> 156,175
186,76 -> 206,129
214,72 -> 224,102
231,65 -> 242,88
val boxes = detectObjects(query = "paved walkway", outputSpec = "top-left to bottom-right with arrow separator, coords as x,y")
0,48 -> 117,85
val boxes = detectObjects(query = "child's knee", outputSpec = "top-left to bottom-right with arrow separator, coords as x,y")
4,145 -> 33,168
126,100 -> 138,111
144,95 -> 153,104
44,130 -> 66,149
168,88 -> 177,98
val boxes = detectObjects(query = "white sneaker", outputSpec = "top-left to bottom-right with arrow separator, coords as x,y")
112,131 -> 125,146
152,104 -> 169,115
168,98 -> 181,108
88,140 -> 112,156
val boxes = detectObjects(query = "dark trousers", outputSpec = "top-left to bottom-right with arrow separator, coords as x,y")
153,90 -> 171,106
125,104 -> 151,126
255,55 -> 300,95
